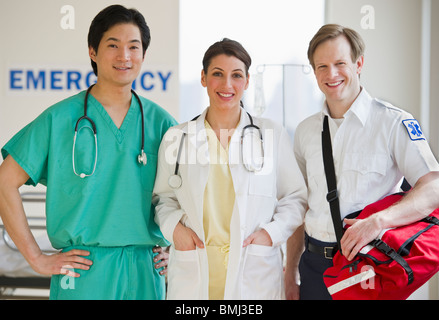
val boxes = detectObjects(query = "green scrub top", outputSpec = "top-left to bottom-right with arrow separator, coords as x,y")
1,90 -> 177,249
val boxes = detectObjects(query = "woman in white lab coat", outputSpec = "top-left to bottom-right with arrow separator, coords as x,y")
153,39 -> 307,300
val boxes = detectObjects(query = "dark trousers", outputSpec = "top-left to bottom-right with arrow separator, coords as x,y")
299,234 -> 335,300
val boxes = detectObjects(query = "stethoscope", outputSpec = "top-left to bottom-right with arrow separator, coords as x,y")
168,110 -> 264,189
72,84 -> 147,178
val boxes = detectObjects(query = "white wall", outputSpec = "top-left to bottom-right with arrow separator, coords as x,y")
0,0 -> 179,149
429,0 -> 439,160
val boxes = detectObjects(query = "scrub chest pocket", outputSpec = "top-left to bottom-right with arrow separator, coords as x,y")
141,153 -> 158,192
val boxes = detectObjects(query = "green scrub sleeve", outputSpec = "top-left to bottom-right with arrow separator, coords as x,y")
1,109 -> 52,186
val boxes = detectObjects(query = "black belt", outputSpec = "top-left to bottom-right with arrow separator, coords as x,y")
307,242 -> 337,260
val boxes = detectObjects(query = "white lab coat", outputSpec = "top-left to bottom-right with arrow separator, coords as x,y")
153,108 -> 307,299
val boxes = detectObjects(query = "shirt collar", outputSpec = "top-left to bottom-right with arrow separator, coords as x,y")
321,87 -> 372,127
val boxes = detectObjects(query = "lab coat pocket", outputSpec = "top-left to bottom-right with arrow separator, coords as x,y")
248,173 -> 275,197
167,247 -> 202,299
241,244 -> 283,299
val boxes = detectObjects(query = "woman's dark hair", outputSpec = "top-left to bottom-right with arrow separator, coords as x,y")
87,5 -> 151,76
202,38 -> 252,76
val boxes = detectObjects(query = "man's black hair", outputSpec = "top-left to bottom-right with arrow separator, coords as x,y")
88,5 -> 150,76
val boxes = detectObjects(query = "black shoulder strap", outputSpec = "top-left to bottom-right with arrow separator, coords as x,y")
321,115 -> 344,252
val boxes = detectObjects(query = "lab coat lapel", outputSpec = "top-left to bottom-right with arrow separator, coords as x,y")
224,109 -> 251,299
186,109 -> 209,237
229,109 -> 251,236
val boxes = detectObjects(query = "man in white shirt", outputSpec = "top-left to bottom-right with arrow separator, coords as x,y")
285,24 -> 439,300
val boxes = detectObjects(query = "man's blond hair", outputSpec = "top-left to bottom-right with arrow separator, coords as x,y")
307,24 -> 365,70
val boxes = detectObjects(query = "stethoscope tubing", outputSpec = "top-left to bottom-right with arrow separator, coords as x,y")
73,84 -> 146,178
168,110 -> 264,189
72,126 -> 98,178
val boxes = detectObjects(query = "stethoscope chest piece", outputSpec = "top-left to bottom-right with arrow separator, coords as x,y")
138,150 -> 147,166
168,174 -> 182,189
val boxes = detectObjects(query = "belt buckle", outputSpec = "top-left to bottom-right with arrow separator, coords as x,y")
324,247 -> 333,260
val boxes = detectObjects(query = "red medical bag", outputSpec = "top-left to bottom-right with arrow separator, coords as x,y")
323,193 -> 439,300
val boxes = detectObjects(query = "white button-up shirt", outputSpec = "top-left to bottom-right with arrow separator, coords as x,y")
294,88 -> 439,242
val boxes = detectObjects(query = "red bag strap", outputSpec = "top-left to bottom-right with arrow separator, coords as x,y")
370,239 -> 414,285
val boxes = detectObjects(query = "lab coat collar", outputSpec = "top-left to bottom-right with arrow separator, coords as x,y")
189,106 -> 250,140
176,108 -> 208,148
177,107 -> 207,134
194,107 -> 209,141
180,106 -> 252,165
182,106 -> 249,164
321,87 -> 372,127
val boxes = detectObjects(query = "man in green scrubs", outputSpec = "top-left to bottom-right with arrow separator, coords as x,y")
0,5 -> 176,299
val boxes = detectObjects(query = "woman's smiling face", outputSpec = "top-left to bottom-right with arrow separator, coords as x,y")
201,54 -> 249,111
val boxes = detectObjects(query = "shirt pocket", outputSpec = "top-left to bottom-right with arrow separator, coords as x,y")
306,156 -> 326,209
341,153 -> 388,203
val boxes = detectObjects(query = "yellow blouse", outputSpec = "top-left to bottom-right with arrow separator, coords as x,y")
203,120 -> 235,300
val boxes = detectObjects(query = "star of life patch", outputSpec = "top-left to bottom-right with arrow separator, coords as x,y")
402,119 -> 425,141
